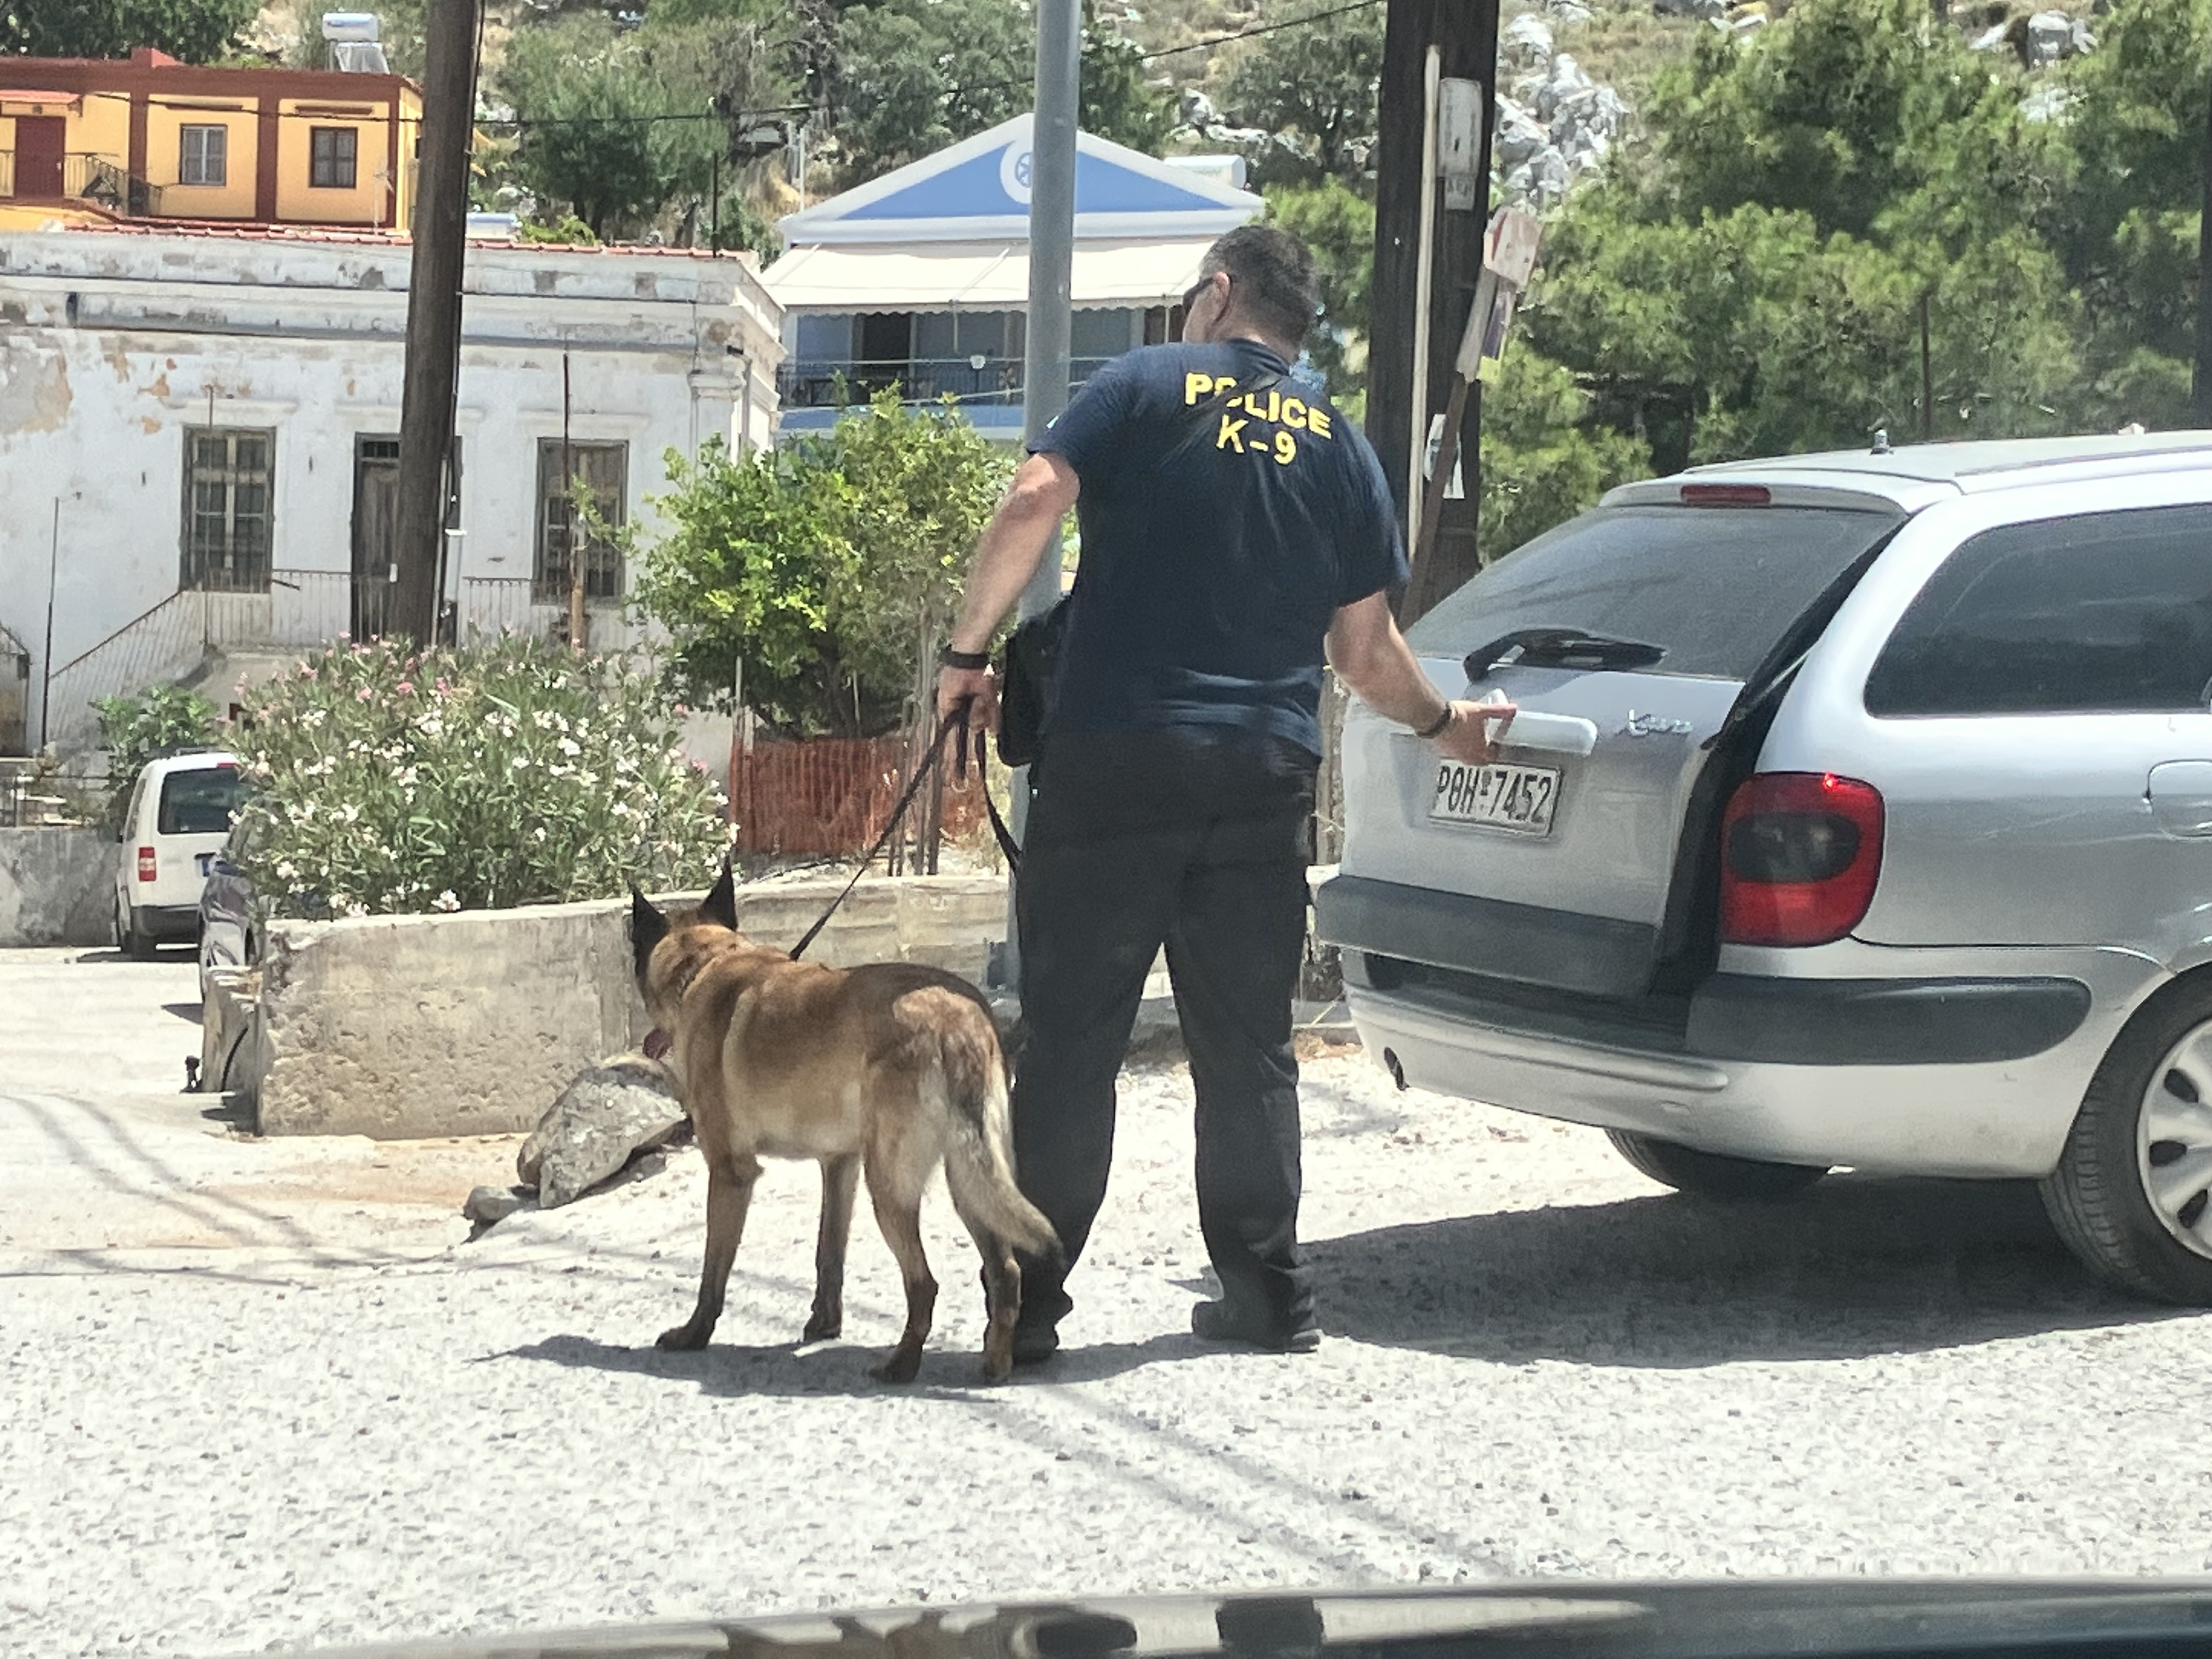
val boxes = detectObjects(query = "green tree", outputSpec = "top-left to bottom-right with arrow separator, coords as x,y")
631,390 -> 1012,735
1265,176 -> 1373,407
93,684 -> 219,830
501,10 -> 789,242
1080,4 -> 1177,156
2056,0 -> 2212,410
1477,346 -> 1650,560
1218,2 -> 1383,186
2,0 -> 256,62
830,0 -> 1029,184
828,0 -> 1173,185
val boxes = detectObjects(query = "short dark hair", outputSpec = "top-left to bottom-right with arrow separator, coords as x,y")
1201,225 -> 1322,349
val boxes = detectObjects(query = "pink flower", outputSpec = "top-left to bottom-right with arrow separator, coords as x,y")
355,687 -> 373,702
396,681 -> 415,696
435,678 -> 452,695
297,663 -> 314,679
673,703 -> 690,716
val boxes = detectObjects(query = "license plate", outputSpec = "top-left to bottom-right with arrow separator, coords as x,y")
1429,760 -> 1561,836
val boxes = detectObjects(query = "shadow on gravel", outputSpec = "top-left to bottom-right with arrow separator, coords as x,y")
1308,1174 -> 2195,1366
501,1330 -> 1203,1394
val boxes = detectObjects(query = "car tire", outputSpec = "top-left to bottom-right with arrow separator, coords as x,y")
1606,1129 -> 1829,1201
2041,982 -> 2212,1305
116,899 -> 156,962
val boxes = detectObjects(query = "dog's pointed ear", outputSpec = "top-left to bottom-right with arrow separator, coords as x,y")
702,857 -> 738,932
630,883 -> 669,979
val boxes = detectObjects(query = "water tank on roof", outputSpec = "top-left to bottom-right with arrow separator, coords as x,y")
320,12 -> 380,41
1163,154 -> 1248,190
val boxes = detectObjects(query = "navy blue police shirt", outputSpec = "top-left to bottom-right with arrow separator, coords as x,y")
1028,337 -> 1408,758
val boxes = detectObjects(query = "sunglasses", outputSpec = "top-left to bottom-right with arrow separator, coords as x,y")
1181,273 -> 1222,313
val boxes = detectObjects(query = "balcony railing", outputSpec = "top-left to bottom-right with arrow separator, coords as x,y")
776,356 -> 1118,411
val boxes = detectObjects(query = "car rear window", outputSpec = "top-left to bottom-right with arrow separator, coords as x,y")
1406,504 -> 1900,680
1865,504 -> 2212,716
158,766 -> 246,836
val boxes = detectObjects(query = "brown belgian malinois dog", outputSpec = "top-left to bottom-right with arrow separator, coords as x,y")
629,864 -> 1059,1383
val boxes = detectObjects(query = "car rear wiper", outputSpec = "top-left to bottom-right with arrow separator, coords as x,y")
1464,628 -> 1667,679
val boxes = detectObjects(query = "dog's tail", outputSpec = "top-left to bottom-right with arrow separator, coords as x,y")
939,1023 -> 1060,1261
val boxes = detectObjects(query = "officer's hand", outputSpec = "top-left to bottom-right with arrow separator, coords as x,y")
1431,699 -> 1516,766
938,665 -> 999,737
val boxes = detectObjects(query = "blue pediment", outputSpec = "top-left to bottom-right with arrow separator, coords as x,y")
780,115 -> 1261,247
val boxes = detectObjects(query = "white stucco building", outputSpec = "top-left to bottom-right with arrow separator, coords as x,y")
0,224 -> 782,751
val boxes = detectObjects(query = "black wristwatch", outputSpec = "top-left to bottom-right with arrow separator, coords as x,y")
939,645 -> 990,672
1412,703 -> 1454,740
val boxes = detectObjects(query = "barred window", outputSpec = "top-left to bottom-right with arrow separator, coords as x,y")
181,428 -> 273,593
534,440 -> 627,602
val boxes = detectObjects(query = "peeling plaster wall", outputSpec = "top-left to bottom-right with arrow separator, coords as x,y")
0,236 -> 785,742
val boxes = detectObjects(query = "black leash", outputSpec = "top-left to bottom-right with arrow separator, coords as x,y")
787,702 -> 1022,962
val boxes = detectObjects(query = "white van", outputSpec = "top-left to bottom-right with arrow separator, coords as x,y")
111,751 -> 247,960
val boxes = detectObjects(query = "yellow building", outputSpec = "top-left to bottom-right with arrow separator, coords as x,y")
0,48 -> 421,230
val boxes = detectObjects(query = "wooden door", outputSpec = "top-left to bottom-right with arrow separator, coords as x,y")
15,117 -> 65,198
351,437 -> 400,640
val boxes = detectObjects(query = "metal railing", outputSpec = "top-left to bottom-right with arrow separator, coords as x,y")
0,150 -> 162,212
776,356 -> 1116,411
43,570 -> 652,752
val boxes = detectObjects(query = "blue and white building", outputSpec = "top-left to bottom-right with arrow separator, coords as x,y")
764,115 -> 1262,437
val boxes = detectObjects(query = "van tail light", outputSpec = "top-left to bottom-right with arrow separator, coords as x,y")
136,845 -> 157,884
1719,773 -> 1883,947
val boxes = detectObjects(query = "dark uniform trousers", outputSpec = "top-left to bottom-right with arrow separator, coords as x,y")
1009,725 -> 1318,1337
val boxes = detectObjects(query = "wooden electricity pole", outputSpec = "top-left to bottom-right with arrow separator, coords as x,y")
1366,0 -> 1502,624
393,0 -> 481,644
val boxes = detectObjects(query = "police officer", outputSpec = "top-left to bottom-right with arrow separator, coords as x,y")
936,225 -> 1513,1360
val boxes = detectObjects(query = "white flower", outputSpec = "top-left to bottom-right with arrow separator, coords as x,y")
533,710 -> 555,730
511,755 -> 528,770
532,826 -> 547,843
339,803 -> 360,824
432,890 -> 461,913
556,736 -> 581,758
346,901 -> 369,919
275,861 -> 297,881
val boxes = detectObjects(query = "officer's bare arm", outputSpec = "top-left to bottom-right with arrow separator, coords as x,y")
1327,591 -> 1513,768
946,454 -> 1081,656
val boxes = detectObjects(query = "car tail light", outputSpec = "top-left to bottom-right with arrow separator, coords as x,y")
136,845 -> 157,884
1719,772 -> 1883,947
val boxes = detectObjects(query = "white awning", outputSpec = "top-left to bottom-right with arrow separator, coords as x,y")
763,238 -> 1215,312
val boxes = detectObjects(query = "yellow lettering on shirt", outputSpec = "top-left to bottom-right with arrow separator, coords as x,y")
1216,415 -> 1248,453
1307,407 -> 1333,440
1184,372 -> 1214,405
1273,429 -> 1297,466
1263,389 -> 1282,424
1280,397 -> 1308,431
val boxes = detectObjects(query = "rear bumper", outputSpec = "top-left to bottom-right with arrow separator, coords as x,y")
1336,943 -> 2149,1180
131,904 -> 203,942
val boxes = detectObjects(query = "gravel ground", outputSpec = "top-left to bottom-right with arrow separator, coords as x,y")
8,956 -> 2212,1656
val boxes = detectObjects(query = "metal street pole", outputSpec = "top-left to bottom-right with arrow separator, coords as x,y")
2196,68 -> 2212,427
1001,0 -> 1081,990
40,497 -> 59,753
394,0 -> 480,645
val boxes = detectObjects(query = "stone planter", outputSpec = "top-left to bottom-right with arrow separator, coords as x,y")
218,875 -> 1007,1139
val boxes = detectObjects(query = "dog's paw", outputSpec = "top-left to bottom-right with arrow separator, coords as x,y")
801,1310 -> 842,1344
656,1323 -> 711,1351
870,1348 -> 922,1385
976,1356 -> 1013,1385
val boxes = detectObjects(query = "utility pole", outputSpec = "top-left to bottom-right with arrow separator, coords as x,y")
394,0 -> 480,645
999,0 -> 1081,990
1367,0 -> 1501,624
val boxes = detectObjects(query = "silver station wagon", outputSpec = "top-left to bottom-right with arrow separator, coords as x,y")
1318,433 -> 2212,1303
